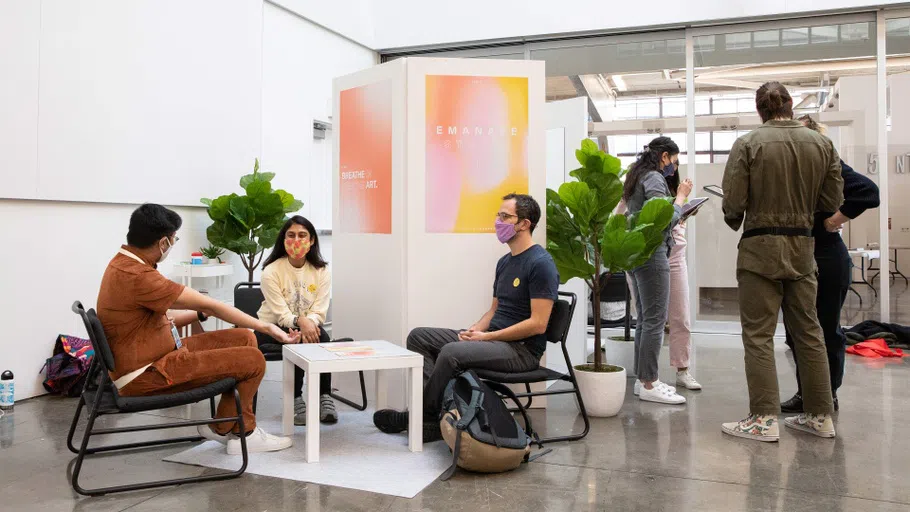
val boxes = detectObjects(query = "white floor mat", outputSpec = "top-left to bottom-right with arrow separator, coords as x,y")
164,410 -> 451,498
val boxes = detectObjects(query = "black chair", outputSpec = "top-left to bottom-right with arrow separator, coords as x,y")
475,291 -> 590,444
66,301 -> 247,497
234,282 -> 368,412
590,271 -> 635,339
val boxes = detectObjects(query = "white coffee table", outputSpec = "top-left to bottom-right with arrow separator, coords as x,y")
282,340 -> 424,462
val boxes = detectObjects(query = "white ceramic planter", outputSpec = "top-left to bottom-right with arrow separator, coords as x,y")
603,338 -> 636,378
575,365 -> 626,417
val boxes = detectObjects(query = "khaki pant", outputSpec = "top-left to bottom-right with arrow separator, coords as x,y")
737,269 -> 834,415
120,328 -> 265,434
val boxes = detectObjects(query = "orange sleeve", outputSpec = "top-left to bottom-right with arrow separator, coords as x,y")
133,269 -> 185,314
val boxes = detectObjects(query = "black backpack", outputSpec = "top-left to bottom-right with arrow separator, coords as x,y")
439,371 -> 549,480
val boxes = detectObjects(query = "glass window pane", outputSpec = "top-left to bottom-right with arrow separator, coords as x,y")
610,135 -> 637,155
714,154 -> 729,164
695,154 -> 712,164
843,22 -> 872,41
667,39 -> 686,54
737,97 -> 754,113
637,134 -> 654,151
619,156 -> 636,170
713,131 -> 738,151
617,42 -> 641,58
664,132 -> 686,153
811,25 -> 838,44
713,98 -> 738,114
886,19 -> 910,38
662,98 -> 686,117
636,100 -> 660,119
695,99 -> 711,115
726,33 -> 752,50
753,30 -> 780,48
695,35 -> 716,52
695,132 -> 710,151
614,102 -> 636,120
642,40 -> 666,56
782,27 -> 809,46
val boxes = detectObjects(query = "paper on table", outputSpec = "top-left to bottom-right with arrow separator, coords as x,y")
322,342 -> 376,357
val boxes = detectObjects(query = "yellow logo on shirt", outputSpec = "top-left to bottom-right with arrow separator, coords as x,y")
307,284 -> 317,293
513,278 -> 520,287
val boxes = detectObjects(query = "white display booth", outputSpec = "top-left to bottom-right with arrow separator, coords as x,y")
331,57 -> 551,409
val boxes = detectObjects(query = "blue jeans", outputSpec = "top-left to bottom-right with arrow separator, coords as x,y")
629,244 -> 671,382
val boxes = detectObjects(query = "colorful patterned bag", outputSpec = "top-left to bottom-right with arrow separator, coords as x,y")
41,335 -> 95,397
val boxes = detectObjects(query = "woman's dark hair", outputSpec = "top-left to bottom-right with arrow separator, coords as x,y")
756,81 -> 793,123
622,136 -> 680,201
665,169 -> 680,197
262,215 -> 327,270
127,203 -> 182,248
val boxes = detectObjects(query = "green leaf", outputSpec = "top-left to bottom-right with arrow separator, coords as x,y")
557,181 -> 596,230
207,194 -> 236,221
602,153 -> 622,175
636,196 -> 675,231
254,158 -> 260,173
258,172 -> 275,183
581,138 -> 598,155
245,179 -> 272,198
600,214 -> 646,272
276,189 -> 303,213
575,149 -> 588,167
200,198 -> 213,207
549,241 -> 595,284
228,196 -> 255,230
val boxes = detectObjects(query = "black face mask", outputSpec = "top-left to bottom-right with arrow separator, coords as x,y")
661,162 -> 677,177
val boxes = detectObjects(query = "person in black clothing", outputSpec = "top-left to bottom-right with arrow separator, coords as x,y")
372,194 -> 560,441
781,115 -> 880,413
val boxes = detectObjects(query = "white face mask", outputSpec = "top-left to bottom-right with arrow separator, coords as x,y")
159,237 -> 174,263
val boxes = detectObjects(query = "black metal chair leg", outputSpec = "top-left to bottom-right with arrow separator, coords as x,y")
330,371 -> 368,411
66,395 -> 87,454
70,389 -> 248,497
252,392 -> 258,414
210,397 -> 217,417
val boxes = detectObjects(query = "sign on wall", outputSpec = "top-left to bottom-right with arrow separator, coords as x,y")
339,80 -> 393,234
425,75 -> 529,233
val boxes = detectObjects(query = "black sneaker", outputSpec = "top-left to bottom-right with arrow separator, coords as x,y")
781,393 -> 803,414
834,396 -> 839,412
373,409 -> 409,433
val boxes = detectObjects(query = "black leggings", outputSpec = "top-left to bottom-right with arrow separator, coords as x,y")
255,325 -> 331,398
784,240 -> 852,396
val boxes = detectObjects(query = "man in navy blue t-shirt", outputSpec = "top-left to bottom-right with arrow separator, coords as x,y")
373,194 -> 560,441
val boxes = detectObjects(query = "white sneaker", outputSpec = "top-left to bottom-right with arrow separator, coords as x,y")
633,380 -> 675,396
722,414 -> 779,442
676,370 -> 702,390
226,427 -> 293,455
784,413 -> 836,438
197,425 -> 233,445
639,381 -> 686,404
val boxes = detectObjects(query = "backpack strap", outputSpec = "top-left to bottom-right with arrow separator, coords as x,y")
440,427 -> 463,481
454,373 -> 485,430
482,380 -> 536,441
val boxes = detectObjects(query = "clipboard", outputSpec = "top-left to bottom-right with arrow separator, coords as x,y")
679,197 -> 709,221
703,185 -> 724,198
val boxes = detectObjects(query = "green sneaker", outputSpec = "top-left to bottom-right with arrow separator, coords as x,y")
722,414 -> 779,442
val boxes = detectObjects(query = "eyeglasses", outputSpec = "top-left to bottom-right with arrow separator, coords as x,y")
496,212 -> 519,222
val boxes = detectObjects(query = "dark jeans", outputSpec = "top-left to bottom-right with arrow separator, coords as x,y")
255,325 -> 331,398
784,240 -> 852,396
406,327 -> 540,419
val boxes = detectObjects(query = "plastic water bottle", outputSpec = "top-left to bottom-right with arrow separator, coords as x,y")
0,370 -> 14,411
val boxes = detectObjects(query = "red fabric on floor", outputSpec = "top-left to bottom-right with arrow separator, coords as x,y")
846,338 -> 906,358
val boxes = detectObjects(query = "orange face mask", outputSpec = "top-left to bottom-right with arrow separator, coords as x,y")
284,239 -> 309,260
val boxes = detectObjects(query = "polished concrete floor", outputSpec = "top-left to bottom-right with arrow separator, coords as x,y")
2,334 -> 909,512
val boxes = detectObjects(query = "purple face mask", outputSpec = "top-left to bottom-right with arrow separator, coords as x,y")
495,218 -> 517,244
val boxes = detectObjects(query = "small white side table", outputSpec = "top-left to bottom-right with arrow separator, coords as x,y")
170,263 -> 234,331
282,340 -> 423,462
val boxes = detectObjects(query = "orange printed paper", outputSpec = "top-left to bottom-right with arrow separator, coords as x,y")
339,81 -> 393,234
426,75 -> 529,233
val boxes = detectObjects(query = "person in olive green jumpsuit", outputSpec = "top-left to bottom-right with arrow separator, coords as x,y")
720,82 -> 843,442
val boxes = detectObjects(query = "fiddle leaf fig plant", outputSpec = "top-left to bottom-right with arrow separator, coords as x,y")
202,158 -> 303,281
546,140 -> 675,372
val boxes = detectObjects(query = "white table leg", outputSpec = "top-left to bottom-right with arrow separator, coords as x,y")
306,369 -> 320,462
282,358 -> 295,436
375,369 -> 388,411
408,366 -> 423,452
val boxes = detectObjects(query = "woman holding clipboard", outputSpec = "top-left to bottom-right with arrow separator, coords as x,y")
624,136 -> 693,405
664,168 -> 704,392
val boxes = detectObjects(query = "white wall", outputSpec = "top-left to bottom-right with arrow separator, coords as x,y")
0,1 -> 376,400
267,0 -> 375,48
372,0 -> 908,50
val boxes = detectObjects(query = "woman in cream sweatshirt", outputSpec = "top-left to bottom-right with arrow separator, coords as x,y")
256,215 -> 335,425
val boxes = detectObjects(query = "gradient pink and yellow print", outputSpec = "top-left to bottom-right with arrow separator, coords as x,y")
339,80 -> 393,234
425,75 -> 529,233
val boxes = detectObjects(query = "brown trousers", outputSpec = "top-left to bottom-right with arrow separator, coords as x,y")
737,269 -> 834,415
119,328 -> 265,434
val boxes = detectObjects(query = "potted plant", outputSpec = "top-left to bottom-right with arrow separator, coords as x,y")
547,140 -> 674,417
200,244 -> 226,264
202,159 -> 303,282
